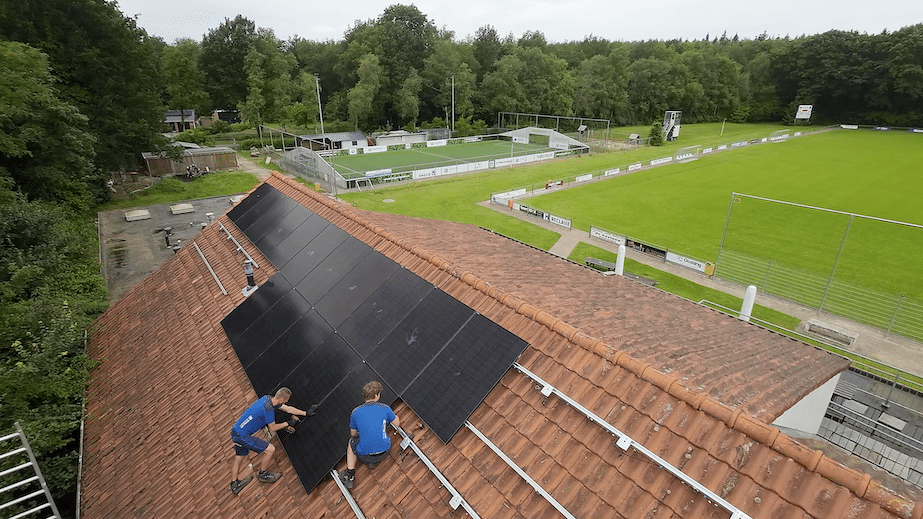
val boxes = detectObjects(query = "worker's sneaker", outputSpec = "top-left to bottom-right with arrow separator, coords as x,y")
230,475 -> 253,495
339,470 -> 354,489
257,470 -> 281,483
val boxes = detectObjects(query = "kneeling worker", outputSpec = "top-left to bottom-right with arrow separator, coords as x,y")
339,381 -> 400,489
229,387 -> 312,495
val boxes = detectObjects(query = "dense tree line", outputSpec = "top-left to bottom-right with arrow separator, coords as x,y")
171,7 -> 923,131
0,2 -> 921,516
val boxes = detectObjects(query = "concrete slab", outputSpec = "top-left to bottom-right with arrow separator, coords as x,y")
170,203 -> 195,215
125,209 -> 151,221
879,413 -> 908,431
844,400 -> 869,414
99,195 -> 245,303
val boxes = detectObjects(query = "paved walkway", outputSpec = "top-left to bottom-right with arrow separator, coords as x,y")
479,200 -> 923,380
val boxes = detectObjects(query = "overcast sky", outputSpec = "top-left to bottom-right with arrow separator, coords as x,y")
116,0 -> 922,44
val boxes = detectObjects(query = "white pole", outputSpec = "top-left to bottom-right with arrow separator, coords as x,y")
315,74 -> 325,137
615,245 -> 626,276
451,74 -> 455,135
739,285 -> 757,322
720,118 -> 726,136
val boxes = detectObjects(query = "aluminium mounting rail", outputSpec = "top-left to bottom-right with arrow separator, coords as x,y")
218,221 -> 259,268
464,422 -> 576,519
330,470 -> 367,519
391,423 -> 481,518
193,242 -> 227,295
513,362 -> 752,519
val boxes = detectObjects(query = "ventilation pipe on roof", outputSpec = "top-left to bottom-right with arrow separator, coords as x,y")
739,285 -> 757,321
242,259 -> 258,297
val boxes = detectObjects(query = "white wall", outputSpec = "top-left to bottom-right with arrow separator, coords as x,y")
772,373 -> 840,435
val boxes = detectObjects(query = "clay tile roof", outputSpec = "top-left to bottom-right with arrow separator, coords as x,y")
83,172 -> 922,519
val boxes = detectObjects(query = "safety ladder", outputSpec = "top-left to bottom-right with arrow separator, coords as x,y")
0,422 -> 61,519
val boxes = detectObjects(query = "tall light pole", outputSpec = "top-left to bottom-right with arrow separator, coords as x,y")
451,74 -> 455,135
314,73 -> 325,137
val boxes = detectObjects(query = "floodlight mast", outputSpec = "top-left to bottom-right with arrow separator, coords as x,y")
451,74 -> 455,135
314,73 -> 325,136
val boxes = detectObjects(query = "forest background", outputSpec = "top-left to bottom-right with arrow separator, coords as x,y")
0,1 -> 922,516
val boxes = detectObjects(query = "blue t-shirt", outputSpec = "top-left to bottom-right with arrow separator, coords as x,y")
349,402 -> 396,455
233,396 -> 276,437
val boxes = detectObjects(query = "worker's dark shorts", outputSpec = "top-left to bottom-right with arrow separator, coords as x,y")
232,431 -> 268,456
349,436 -> 389,465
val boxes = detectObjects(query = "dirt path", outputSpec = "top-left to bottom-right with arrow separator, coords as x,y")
237,154 -> 278,181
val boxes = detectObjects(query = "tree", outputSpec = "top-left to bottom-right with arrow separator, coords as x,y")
0,42 -> 96,208
649,121 -> 664,145
395,69 -> 423,128
162,39 -> 210,126
422,39 -> 477,124
1,0 -> 168,177
347,54 -> 383,130
478,47 -> 575,122
239,29 -> 295,124
201,15 -> 257,110
573,46 -> 631,123
0,191 -> 105,514
471,25 -> 505,81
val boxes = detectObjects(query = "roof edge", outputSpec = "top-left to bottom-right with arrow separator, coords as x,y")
269,173 -> 923,518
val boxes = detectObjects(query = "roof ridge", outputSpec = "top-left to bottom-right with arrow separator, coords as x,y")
270,173 -> 923,518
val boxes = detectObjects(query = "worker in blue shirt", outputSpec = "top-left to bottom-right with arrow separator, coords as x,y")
339,381 -> 400,489
229,387 -> 312,495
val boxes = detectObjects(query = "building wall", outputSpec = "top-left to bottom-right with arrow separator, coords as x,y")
375,132 -> 426,146
772,373 -> 841,435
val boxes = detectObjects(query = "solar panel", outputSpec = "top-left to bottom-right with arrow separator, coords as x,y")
253,205 -> 312,267
270,213 -> 330,270
313,253 -> 401,328
221,186 -> 531,492
279,224 -> 349,287
231,185 -> 291,233
293,237 -> 373,305
366,290 -> 474,394
226,183 -> 276,222
336,268 -> 434,357
220,275 -> 293,343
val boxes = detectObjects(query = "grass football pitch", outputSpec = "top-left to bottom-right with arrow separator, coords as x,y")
526,129 -> 923,300
327,140 -> 554,178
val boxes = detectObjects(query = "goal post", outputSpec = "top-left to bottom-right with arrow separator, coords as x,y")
674,145 -> 700,163
769,129 -> 791,143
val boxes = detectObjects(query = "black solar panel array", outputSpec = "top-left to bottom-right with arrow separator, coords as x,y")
221,184 -> 529,492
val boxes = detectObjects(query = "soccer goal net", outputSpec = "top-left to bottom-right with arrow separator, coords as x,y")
674,145 -> 701,163
768,129 -> 791,143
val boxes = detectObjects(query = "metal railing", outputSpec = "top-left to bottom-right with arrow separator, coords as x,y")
714,250 -> 923,344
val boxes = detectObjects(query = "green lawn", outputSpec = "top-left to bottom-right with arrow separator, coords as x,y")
97,171 -> 261,211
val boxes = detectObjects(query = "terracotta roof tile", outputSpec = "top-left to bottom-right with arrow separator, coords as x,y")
82,173 -> 923,519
